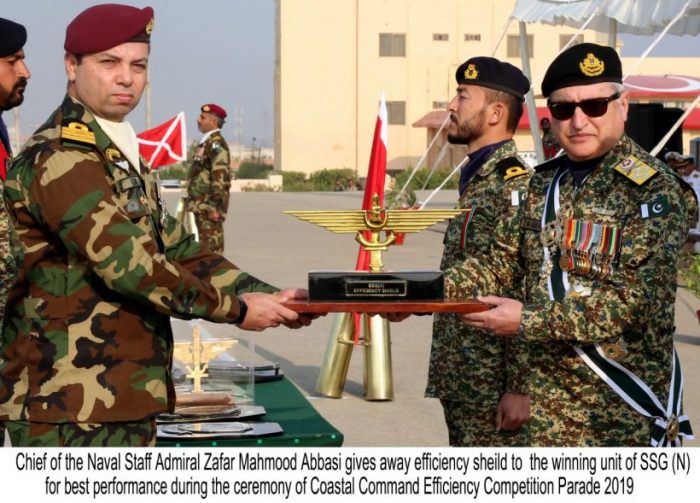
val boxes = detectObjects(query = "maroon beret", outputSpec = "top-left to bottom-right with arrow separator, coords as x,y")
64,4 -> 154,55
201,104 -> 227,120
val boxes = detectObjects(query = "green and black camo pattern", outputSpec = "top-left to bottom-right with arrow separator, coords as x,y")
447,135 -> 697,446
186,131 -> 231,254
426,140 -> 532,445
0,96 -> 275,425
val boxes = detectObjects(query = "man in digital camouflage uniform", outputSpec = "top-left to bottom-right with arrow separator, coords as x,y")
424,57 -> 533,446
0,4 -> 310,447
0,16 -> 30,447
459,43 -> 695,446
186,104 -> 231,254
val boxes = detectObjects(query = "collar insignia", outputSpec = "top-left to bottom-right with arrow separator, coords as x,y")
105,148 -> 122,162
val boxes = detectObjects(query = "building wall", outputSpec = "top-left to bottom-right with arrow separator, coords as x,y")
276,0 -> 700,175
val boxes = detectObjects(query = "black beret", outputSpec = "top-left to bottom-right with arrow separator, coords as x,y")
65,4 -> 154,55
541,43 -> 622,97
0,17 -> 27,58
455,57 -> 530,101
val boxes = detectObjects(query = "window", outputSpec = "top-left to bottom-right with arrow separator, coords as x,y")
464,33 -> 481,42
386,101 -> 406,125
379,33 -> 406,57
507,34 -> 534,58
432,101 -> 448,109
433,33 -> 449,41
559,34 -> 583,50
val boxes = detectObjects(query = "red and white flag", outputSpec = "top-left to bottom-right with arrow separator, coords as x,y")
352,93 -> 388,341
137,112 -> 187,169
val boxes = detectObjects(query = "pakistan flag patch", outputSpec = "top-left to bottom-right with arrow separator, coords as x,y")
640,196 -> 670,219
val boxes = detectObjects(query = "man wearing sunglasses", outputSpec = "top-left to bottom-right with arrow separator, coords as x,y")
454,42 -> 696,446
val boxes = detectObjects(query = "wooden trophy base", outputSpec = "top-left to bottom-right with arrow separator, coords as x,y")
282,299 -> 489,314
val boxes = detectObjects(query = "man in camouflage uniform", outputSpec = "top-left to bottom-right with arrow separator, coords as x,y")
0,16 -> 30,447
459,43 -> 695,446
185,104 -> 231,254
424,57 -> 532,446
0,4 -> 309,447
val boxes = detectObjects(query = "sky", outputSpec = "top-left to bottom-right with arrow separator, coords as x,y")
2,0 -> 275,147
2,0 -> 699,149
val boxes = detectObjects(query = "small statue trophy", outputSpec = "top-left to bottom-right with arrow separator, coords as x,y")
173,325 -> 237,393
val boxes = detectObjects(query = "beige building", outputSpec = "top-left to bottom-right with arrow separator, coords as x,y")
275,0 -> 700,176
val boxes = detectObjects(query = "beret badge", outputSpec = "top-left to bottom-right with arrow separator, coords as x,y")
146,18 -> 155,35
579,53 -> 605,77
464,64 -> 479,80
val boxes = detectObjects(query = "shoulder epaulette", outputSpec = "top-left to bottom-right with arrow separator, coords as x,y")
495,156 -> 529,181
612,155 -> 658,186
60,119 -> 96,148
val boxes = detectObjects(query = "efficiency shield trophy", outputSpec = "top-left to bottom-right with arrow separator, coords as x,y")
283,193 -> 487,400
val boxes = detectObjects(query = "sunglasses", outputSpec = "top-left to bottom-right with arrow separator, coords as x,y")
547,92 -> 621,120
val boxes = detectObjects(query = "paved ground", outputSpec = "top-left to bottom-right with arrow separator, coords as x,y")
161,189 -> 700,447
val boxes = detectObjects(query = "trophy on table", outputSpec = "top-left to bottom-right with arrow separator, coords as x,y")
284,193 -> 488,400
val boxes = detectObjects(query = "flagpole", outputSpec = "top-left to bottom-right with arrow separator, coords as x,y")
397,112 -> 450,198
145,79 -> 152,130
419,153 -> 469,209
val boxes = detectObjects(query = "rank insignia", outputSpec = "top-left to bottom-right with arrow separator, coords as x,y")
613,155 -> 658,185
640,196 -> 670,219
464,64 -> 478,80
503,166 -> 528,181
579,52 -> 605,77
61,121 -> 96,146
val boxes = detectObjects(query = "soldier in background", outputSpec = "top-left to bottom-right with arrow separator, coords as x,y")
186,104 -> 231,254
540,116 -> 560,160
0,16 -> 31,448
458,43 -> 696,446
666,152 -> 700,252
423,57 -> 532,446
0,4 -> 310,447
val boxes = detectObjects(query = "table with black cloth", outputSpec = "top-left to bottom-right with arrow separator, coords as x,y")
157,376 -> 344,447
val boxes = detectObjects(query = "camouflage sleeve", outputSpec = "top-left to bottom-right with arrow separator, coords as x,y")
0,183 -> 15,323
444,175 -> 528,299
159,212 -> 278,294
208,146 -> 230,215
18,148 -> 253,323
445,172 -> 531,395
521,183 -> 687,345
